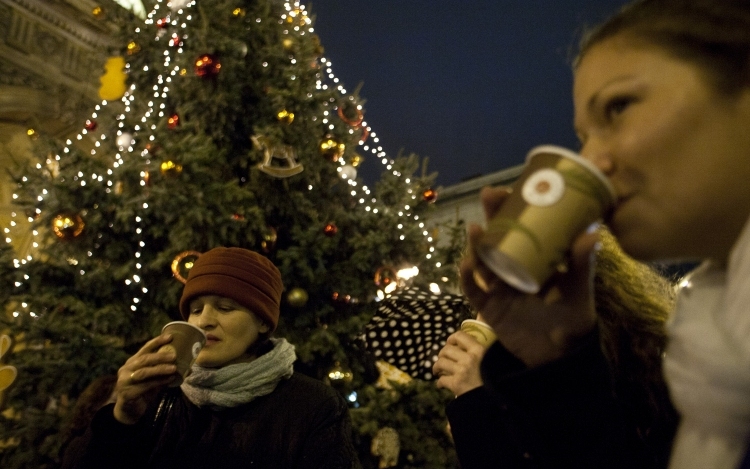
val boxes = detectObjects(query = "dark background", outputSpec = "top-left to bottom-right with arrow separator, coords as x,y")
311,0 -> 630,187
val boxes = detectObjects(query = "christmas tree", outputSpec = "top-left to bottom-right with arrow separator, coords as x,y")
0,0 -> 464,467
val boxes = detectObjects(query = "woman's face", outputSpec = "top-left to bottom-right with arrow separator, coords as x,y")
573,36 -> 750,262
187,295 -> 269,368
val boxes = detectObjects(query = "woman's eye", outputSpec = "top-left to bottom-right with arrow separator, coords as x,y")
604,96 -> 633,120
190,307 -> 202,315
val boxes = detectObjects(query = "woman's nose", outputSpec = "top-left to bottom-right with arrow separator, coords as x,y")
195,305 -> 217,328
580,143 -> 615,176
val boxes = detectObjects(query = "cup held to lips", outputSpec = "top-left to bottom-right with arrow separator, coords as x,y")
159,321 -> 206,386
460,319 -> 497,348
475,145 -> 615,294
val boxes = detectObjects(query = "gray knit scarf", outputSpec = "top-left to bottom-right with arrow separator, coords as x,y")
181,338 -> 296,409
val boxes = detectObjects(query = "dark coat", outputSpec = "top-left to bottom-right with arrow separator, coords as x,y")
447,331 -> 678,469
65,372 -> 360,469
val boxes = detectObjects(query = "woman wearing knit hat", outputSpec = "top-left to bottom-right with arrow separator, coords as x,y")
65,247 -> 360,469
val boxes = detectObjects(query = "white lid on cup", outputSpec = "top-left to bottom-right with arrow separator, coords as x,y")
526,144 -> 616,207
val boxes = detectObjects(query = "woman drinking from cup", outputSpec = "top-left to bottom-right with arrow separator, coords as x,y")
462,1 -> 750,467
67,247 -> 360,468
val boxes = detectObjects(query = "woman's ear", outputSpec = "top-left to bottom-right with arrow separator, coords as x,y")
258,321 -> 270,334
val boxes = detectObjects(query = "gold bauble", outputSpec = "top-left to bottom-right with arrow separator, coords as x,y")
232,7 -> 246,17
319,136 -> 345,162
261,226 -> 278,252
126,41 -> 141,55
276,109 -> 294,124
52,212 -> 85,240
160,160 -> 183,177
171,251 -> 202,284
325,362 -> 353,385
287,288 -> 309,308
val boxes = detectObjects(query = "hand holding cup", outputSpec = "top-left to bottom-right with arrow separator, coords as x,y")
460,165 -> 601,368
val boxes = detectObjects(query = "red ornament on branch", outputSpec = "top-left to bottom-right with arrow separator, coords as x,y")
423,188 -> 438,203
156,17 -> 170,29
337,104 -> 363,127
323,222 -> 338,237
167,113 -> 180,129
194,54 -> 221,78
84,119 -> 98,131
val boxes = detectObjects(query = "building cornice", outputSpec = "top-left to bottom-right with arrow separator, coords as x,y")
2,0 -> 119,51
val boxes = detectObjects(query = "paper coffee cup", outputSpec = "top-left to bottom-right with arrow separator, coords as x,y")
460,319 -> 497,348
476,145 -> 615,294
160,321 -> 206,386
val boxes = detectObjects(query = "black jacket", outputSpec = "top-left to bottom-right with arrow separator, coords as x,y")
66,372 -> 360,469
447,331 -> 678,469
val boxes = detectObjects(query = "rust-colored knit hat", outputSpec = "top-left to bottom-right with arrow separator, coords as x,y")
179,247 -> 283,331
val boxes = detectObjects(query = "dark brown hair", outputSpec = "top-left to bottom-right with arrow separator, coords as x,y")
594,227 -> 677,447
576,0 -> 750,95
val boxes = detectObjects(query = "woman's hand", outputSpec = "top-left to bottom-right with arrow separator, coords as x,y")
433,331 -> 487,396
113,334 -> 178,425
460,186 -> 599,368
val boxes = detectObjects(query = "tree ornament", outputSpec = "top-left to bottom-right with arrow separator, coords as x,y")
26,128 -> 38,140
114,181 -> 124,195
276,109 -> 294,124
169,33 -> 183,48
261,226 -> 278,253
194,54 -> 221,78
171,250 -> 202,284
252,135 -> 304,178
325,362 -> 353,385
350,154 -> 364,167
98,56 -> 127,101
92,6 -> 105,19
46,158 -> 60,178
323,222 -> 338,237
374,266 -> 398,288
126,41 -> 141,55
319,135 -> 345,162
52,212 -> 85,240
84,119 -> 98,131
282,38 -> 294,51
287,288 -> 309,308
160,160 -> 183,177
422,188 -> 438,203
358,126 -> 370,144
232,7 -> 246,17
231,213 -> 245,221
167,113 -> 180,129
337,104 -> 364,127
0,335 -> 18,411
332,292 -> 355,304
371,427 -> 400,469
116,132 -> 134,148
156,17 -> 170,29
339,164 -> 357,180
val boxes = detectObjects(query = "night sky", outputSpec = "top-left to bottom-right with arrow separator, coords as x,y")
311,0 -> 630,188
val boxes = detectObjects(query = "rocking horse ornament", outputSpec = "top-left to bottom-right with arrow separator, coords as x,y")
251,135 -> 304,178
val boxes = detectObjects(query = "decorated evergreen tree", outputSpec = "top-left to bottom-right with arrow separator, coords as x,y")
0,1 -> 466,467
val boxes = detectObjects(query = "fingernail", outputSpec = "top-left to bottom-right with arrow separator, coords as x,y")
586,221 -> 601,234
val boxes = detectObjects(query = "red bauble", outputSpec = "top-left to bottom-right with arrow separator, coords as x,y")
423,188 -> 438,203
156,17 -> 170,29
84,119 -> 98,131
167,113 -> 180,129
194,54 -> 221,78
323,222 -> 338,237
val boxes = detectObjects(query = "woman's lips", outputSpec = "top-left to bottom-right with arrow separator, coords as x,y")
205,334 -> 219,345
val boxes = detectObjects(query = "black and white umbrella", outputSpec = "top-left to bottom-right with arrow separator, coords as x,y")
362,288 -> 474,380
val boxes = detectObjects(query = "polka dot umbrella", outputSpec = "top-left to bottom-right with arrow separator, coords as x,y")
361,287 -> 474,380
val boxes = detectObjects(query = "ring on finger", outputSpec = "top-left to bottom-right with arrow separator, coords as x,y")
130,371 -> 137,382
